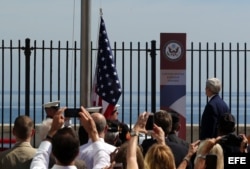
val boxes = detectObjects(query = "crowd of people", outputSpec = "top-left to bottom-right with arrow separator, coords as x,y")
0,77 -> 250,169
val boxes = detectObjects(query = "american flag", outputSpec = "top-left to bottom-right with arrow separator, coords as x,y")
92,16 -> 122,118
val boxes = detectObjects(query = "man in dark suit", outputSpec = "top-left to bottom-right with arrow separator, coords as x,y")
200,77 -> 230,140
141,110 -> 192,169
168,110 -> 190,148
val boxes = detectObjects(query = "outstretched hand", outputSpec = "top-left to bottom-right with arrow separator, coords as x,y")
151,124 -> 165,145
48,107 -> 66,136
187,140 -> 200,157
199,136 -> 221,155
78,106 -> 99,142
239,134 -> 249,153
133,112 -> 150,133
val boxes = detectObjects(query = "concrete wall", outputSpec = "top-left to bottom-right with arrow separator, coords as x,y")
1,124 -> 250,148
186,124 -> 250,143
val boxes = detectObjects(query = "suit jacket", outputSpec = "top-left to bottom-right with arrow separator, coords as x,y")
141,138 -> 192,169
168,132 -> 190,149
200,94 -> 229,140
0,141 -> 37,169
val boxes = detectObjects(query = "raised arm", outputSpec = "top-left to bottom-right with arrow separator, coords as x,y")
194,136 -> 222,169
127,112 -> 149,169
78,106 -> 99,142
177,140 -> 200,169
30,107 -> 66,169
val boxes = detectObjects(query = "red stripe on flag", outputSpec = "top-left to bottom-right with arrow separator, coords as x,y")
103,104 -> 116,119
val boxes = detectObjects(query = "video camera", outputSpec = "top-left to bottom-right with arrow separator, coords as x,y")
107,120 -> 119,132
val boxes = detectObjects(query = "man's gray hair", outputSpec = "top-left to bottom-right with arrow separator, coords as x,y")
206,77 -> 221,94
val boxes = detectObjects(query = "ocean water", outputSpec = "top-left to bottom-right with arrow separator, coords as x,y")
0,91 -> 250,124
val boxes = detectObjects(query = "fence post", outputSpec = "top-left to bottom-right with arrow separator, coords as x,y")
150,40 -> 156,113
22,38 -> 32,116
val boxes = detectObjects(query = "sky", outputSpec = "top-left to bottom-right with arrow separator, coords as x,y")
1,0 -> 250,46
1,0 -> 250,124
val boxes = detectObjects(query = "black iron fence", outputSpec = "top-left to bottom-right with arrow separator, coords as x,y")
0,38 -> 250,148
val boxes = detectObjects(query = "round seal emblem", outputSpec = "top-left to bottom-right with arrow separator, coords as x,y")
163,41 -> 183,61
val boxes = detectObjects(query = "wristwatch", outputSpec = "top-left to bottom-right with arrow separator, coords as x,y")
130,130 -> 139,137
196,154 -> 207,159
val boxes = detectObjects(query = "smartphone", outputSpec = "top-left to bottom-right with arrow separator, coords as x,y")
64,108 -> 81,117
146,114 -> 154,130
205,154 -> 217,169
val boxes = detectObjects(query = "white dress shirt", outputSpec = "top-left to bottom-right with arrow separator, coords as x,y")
208,94 -> 216,102
30,140 -> 77,169
78,138 -> 116,169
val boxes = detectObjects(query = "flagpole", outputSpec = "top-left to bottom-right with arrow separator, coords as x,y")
151,40 -> 156,114
80,0 -> 91,107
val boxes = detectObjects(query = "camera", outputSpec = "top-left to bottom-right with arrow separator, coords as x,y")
108,126 -> 119,132
219,133 -> 243,147
107,120 -> 119,132
64,108 -> 81,117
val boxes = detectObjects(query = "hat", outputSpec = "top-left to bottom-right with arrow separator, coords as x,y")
43,100 -> 60,108
113,104 -> 120,111
86,106 -> 102,113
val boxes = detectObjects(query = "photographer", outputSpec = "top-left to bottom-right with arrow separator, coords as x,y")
217,113 -> 249,154
105,120 -> 120,146
106,105 -> 130,145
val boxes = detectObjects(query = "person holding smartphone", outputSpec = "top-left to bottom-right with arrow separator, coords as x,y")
141,110 -> 193,169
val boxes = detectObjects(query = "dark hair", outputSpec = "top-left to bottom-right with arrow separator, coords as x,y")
52,127 -> 79,165
154,110 -> 172,135
78,126 -> 89,145
13,115 -> 34,140
118,123 -> 130,143
169,110 -> 180,131
107,120 -> 119,132
218,113 -> 235,135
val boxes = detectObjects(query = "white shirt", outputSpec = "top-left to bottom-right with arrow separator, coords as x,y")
208,94 -> 216,102
30,140 -> 77,169
51,165 -> 77,169
78,138 -> 116,169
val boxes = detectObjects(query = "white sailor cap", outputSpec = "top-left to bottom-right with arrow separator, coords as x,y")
86,106 -> 102,113
43,100 -> 60,108
113,104 -> 120,111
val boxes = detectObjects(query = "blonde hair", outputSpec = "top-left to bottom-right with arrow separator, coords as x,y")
144,144 -> 176,169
